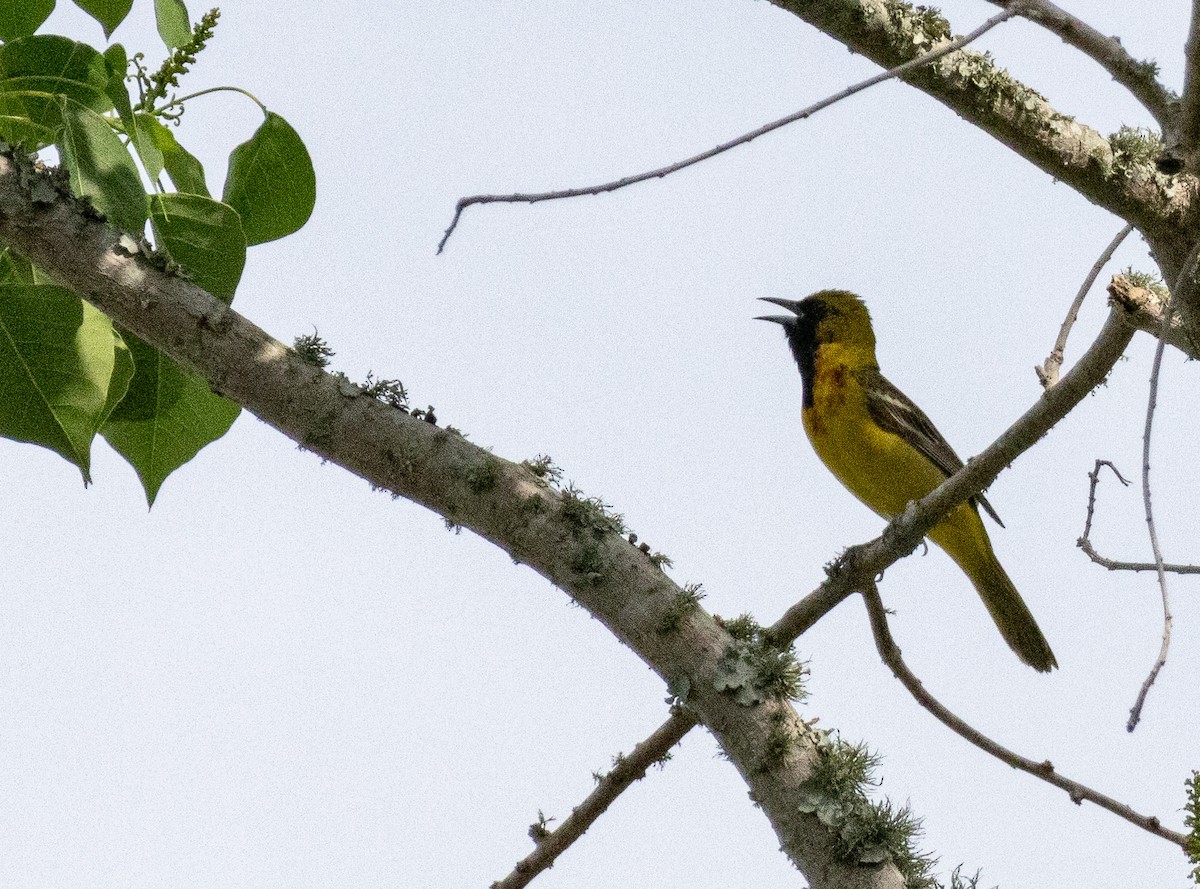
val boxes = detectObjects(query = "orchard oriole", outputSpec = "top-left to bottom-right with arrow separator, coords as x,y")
758,290 -> 1056,672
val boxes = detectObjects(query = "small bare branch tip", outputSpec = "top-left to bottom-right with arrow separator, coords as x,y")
1040,224 -> 1134,391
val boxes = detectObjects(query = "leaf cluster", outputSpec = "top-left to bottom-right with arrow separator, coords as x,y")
0,1 -> 316,503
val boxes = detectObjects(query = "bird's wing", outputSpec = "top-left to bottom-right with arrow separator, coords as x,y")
857,366 -> 1005,527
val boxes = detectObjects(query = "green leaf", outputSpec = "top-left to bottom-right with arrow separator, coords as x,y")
154,0 -> 190,50
102,334 -> 240,505
0,284 -> 118,480
222,111 -> 315,245
102,43 -> 130,110
137,112 -> 208,195
101,327 -> 135,425
0,92 -> 60,147
0,35 -> 112,112
103,45 -> 164,181
0,89 -> 66,146
0,35 -> 112,147
73,0 -> 133,38
0,0 -> 55,42
150,193 -> 246,302
0,248 -> 35,285
58,96 -> 147,234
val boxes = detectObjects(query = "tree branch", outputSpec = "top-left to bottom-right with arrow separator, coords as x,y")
1176,2 -> 1200,169
491,712 -> 696,889
860,583 -> 1188,849
0,151 -> 909,889
0,147 -> 1162,886
483,291 -> 1157,882
986,0 -> 1175,131
1106,275 -> 1200,360
766,0 -> 1188,246
1078,460 -> 1200,575
1126,238 -> 1200,731
436,6 -> 1020,253
1036,224 -> 1134,389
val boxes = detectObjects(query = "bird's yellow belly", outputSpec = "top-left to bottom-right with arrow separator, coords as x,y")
802,365 -> 948,521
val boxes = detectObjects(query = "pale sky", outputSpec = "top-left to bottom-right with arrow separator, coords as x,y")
3,2 -> 1197,887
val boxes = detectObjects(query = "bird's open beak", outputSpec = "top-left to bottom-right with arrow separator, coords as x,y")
755,297 -> 801,324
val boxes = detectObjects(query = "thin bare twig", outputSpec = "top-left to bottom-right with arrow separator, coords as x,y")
1037,224 -> 1134,389
1078,459 -> 1200,574
1127,239 -> 1200,731
436,6 -> 1021,253
490,712 -> 696,889
986,0 -> 1174,130
859,582 -> 1188,849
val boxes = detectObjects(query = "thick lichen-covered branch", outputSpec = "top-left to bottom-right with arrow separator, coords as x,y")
766,0 -> 1192,246
986,0 -> 1175,131
0,150 -> 908,889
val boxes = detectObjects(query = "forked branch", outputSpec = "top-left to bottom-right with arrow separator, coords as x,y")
1078,460 -> 1200,574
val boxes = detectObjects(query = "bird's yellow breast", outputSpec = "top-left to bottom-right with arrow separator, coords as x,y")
801,343 -> 950,521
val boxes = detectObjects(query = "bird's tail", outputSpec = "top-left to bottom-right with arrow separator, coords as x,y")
969,551 -> 1057,672
930,512 -> 1057,672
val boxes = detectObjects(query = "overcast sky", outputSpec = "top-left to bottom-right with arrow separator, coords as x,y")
3,2 -> 1198,887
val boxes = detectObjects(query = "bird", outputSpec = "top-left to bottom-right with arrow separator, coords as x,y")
757,289 -> 1056,672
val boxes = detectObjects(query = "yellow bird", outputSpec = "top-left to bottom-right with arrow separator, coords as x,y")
758,290 -> 1056,672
